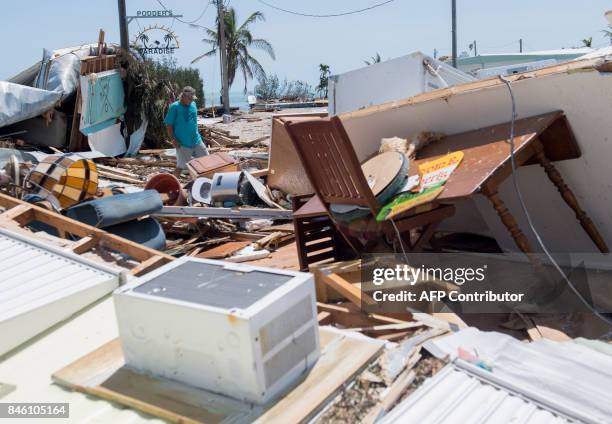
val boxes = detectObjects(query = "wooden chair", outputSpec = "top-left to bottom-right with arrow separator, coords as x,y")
283,116 -> 455,256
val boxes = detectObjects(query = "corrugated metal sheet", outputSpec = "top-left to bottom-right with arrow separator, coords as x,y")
380,364 -> 573,424
424,328 -> 612,423
0,298 -> 165,424
0,228 -> 120,355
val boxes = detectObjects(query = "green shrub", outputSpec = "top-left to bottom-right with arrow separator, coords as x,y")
119,52 -> 205,148
254,74 -> 314,102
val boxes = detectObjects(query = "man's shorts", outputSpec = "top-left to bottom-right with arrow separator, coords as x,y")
176,143 -> 209,169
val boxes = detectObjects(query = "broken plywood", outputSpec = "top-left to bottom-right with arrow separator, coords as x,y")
267,114 -> 325,196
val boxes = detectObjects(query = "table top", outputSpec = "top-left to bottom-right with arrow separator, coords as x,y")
412,111 -> 579,201
293,111 -> 579,217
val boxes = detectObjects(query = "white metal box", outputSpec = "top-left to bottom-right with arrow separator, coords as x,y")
113,257 -> 320,404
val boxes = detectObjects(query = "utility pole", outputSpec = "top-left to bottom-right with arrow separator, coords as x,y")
470,40 -> 477,56
451,0 -> 457,68
217,0 -> 230,113
117,0 -> 129,51
519,38 -> 523,53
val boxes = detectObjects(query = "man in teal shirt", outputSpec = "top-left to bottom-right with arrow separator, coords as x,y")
164,86 -> 209,176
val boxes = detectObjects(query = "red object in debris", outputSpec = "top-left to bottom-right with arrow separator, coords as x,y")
144,173 -> 187,206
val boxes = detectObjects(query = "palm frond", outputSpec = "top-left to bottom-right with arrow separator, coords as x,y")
203,27 -> 218,39
251,39 -> 276,60
191,48 -> 217,64
238,11 -> 265,32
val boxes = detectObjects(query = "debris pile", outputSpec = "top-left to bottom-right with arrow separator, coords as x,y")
3,31 -> 612,424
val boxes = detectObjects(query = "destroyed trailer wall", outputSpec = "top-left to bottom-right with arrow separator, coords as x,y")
1,44 -> 119,149
267,112 -> 327,196
328,51 -> 475,116
275,58 -> 612,259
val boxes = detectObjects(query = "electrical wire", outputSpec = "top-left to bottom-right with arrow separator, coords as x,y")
256,0 -> 396,18
155,0 -> 212,29
391,217 -> 410,264
498,75 -> 612,327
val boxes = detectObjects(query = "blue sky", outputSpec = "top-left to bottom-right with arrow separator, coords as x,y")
2,0 -> 611,98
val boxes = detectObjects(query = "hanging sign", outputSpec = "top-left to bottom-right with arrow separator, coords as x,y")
136,10 -> 175,17
132,25 -> 180,55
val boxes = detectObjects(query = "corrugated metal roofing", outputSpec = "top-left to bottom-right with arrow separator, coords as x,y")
0,228 -> 120,355
0,297 -> 165,424
380,364 -> 573,424
424,328 -> 612,423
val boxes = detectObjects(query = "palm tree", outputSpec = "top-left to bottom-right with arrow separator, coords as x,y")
164,33 -> 174,48
138,33 -> 149,49
603,26 -> 612,45
581,37 -> 593,47
316,64 -> 330,99
364,53 -> 382,66
192,5 -> 275,93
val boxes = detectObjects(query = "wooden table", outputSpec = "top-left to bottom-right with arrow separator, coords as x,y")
413,111 -> 607,255
295,111 -> 608,256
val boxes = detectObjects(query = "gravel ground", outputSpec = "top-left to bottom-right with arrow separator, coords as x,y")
198,107 -> 327,143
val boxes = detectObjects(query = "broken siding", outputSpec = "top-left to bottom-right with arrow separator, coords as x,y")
0,228 -> 120,355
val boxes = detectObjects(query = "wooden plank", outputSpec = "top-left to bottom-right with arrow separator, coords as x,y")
130,255 -> 167,277
316,302 -> 412,328
321,273 -> 376,307
0,194 -> 173,264
0,204 -> 34,224
254,331 -> 383,423
71,236 -> 98,254
52,340 -> 254,424
317,311 -> 333,325
68,86 -> 83,152
53,329 -> 383,424
363,369 -> 417,424
346,322 -> 424,333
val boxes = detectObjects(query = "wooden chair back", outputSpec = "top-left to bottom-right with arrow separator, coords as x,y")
283,116 -> 380,213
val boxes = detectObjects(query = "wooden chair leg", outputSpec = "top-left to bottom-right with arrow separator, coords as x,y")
293,217 -> 308,272
533,141 -> 609,253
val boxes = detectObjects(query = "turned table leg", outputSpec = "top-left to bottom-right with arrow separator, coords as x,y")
482,183 -> 534,255
482,183 -> 560,300
533,141 -> 609,253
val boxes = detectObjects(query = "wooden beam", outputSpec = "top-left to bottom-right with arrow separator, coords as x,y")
130,255 -> 168,277
317,311 -> 333,325
0,194 -> 173,264
321,273 -> 376,308
316,302 -> 412,328
71,236 -> 98,254
0,204 -> 34,225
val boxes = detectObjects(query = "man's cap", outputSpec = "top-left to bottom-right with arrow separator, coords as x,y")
181,86 -> 197,100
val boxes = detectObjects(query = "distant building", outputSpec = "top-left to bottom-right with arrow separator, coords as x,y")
455,48 -> 593,76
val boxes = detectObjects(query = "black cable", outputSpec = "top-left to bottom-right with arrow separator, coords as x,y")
256,0 -> 396,18
499,75 -> 612,327
156,0 -> 211,28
